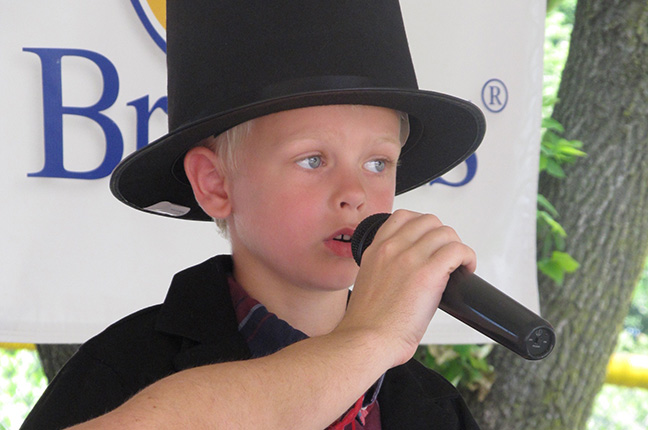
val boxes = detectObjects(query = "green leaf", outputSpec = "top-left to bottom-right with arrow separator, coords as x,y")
551,251 -> 580,272
444,361 -> 464,385
537,211 -> 567,237
538,259 -> 565,284
542,117 -> 565,132
557,145 -> 587,157
539,154 -> 548,172
542,130 -> 560,146
546,0 -> 566,14
538,251 -> 580,285
545,159 -> 566,178
542,94 -> 559,107
453,345 -> 472,356
553,234 -> 566,251
537,194 -> 559,217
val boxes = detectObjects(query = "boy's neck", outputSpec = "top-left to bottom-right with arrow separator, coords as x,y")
230,255 -> 349,337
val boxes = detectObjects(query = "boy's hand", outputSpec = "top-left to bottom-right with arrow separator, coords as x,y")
339,209 -> 477,368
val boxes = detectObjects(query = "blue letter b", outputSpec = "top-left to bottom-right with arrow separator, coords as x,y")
24,48 -> 123,179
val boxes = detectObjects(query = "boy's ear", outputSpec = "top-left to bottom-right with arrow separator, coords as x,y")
183,146 -> 232,219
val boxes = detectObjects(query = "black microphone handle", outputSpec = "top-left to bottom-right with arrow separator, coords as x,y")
440,267 -> 554,360
351,213 -> 555,360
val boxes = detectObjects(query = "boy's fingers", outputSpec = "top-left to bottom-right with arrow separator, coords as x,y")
365,211 -> 471,271
421,240 -> 477,277
367,210 -> 444,254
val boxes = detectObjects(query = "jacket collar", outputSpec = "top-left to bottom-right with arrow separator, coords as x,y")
154,255 -> 251,369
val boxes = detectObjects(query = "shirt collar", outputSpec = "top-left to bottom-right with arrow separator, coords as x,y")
228,276 -> 309,358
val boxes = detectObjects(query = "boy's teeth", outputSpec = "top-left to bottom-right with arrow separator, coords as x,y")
334,234 -> 352,242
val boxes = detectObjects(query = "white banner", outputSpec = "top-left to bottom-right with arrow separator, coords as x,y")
0,1 -> 545,344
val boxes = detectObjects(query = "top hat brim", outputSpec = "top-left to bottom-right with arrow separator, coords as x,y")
110,87 -> 486,221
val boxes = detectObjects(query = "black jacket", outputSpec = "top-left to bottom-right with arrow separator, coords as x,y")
21,255 -> 479,429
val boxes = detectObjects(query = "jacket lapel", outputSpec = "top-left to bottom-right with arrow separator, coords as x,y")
154,255 -> 252,370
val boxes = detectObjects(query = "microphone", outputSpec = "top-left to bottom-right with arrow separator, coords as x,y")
351,213 -> 555,360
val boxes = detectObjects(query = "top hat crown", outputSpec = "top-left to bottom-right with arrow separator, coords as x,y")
110,0 -> 486,221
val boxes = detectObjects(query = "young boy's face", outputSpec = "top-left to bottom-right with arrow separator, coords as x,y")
226,104 -> 402,293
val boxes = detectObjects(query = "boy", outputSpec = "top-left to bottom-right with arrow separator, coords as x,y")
22,1 -> 485,429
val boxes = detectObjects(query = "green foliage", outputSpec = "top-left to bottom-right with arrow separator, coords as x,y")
537,251 -> 580,285
587,384 -> 648,430
0,347 -> 47,430
536,94 -> 585,285
543,0 -> 577,115
538,0 -> 583,286
539,114 -> 586,179
537,189 -> 581,284
415,344 -> 495,401
546,0 -> 576,16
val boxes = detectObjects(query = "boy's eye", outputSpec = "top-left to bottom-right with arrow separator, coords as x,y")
365,159 -> 387,173
296,155 -> 323,170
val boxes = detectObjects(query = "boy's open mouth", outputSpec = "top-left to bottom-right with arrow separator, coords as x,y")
332,234 -> 352,243
325,230 -> 355,258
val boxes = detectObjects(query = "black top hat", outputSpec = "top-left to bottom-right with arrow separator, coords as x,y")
110,0 -> 486,221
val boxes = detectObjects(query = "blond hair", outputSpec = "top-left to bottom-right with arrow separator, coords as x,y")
199,119 -> 255,236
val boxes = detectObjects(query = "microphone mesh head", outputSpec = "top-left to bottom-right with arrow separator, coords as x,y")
351,213 -> 391,266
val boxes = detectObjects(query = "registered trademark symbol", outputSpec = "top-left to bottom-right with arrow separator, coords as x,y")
481,78 -> 508,113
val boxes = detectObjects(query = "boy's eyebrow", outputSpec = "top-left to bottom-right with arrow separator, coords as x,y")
278,134 -> 402,154
364,134 -> 404,151
376,135 -> 403,146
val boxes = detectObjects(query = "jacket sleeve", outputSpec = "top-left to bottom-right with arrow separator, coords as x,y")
20,348 -> 130,430
379,359 -> 481,429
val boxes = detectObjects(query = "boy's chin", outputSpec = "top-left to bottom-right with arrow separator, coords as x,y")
318,263 -> 359,291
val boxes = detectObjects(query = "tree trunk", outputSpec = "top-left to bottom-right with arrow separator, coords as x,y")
464,1 -> 648,429
36,344 -> 80,382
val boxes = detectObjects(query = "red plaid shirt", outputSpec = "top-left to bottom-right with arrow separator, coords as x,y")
229,277 -> 382,429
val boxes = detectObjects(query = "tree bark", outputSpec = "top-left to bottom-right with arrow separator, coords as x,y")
36,344 -> 80,382
464,1 -> 648,429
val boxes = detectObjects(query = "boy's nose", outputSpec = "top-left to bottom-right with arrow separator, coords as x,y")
334,170 -> 366,211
